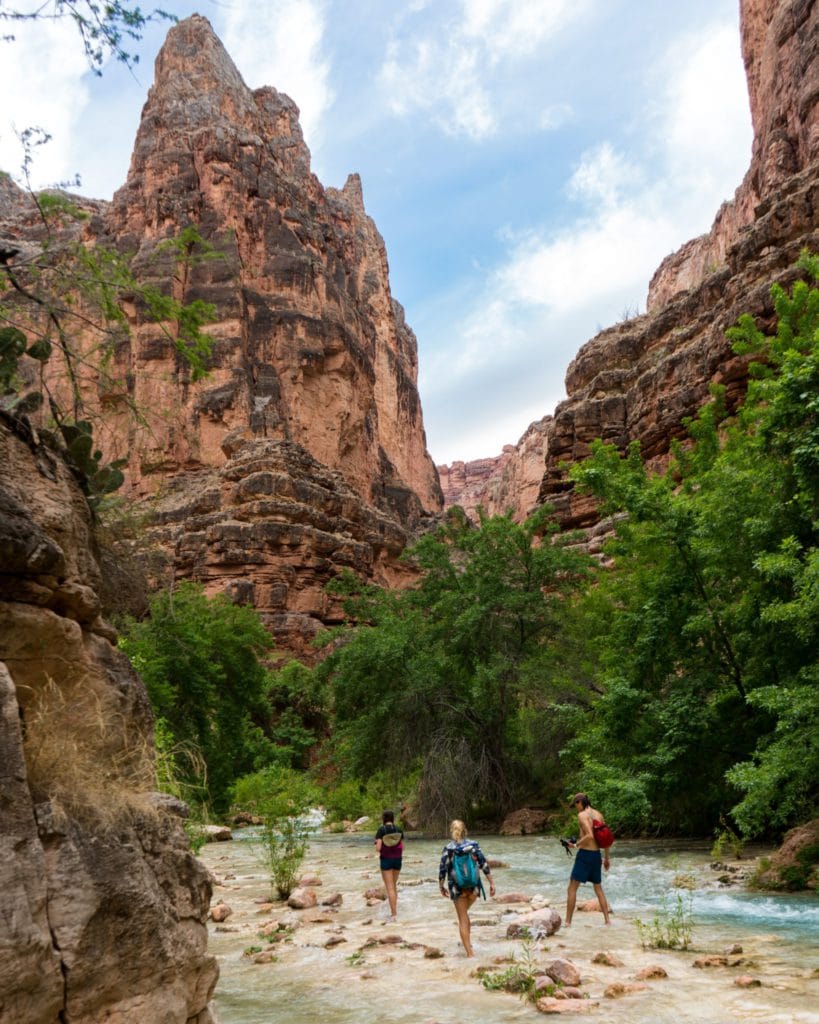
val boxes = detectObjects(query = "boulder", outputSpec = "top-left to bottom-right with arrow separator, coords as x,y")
203,825 -> 233,842
545,959 -> 581,987
499,808 -> 549,835
287,888 -> 318,910
752,819 -> 819,890
210,903 -> 233,923
506,907 -> 562,938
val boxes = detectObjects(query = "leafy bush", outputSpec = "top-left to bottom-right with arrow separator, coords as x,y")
634,892 -> 694,950
232,766 -> 320,900
119,582 -> 279,813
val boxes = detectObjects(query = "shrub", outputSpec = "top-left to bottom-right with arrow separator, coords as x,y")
634,892 -> 694,950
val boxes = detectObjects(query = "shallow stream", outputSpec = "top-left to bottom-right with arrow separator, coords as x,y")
199,831 -> 819,1024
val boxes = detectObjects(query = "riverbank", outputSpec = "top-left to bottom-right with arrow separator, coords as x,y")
199,832 -> 819,1023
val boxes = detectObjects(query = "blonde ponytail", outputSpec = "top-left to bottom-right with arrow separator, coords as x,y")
450,819 -> 467,842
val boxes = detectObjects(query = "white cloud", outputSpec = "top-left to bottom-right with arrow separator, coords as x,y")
0,19 -> 91,186
567,142 -> 642,210
220,0 -> 334,149
379,0 -> 592,139
539,103 -> 574,131
660,24 -> 752,201
421,17 -> 752,463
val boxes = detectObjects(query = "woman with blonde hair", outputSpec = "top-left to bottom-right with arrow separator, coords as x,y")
438,819 -> 495,956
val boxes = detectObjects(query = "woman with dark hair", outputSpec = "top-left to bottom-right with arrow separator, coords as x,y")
565,793 -> 611,926
438,819 -> 495,956
374,810 -> 403,921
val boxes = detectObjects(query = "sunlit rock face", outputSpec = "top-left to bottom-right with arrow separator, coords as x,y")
0,419 -> 218,1024
0,15 -> 443,649
100,14 -> 441,523
440,0 -> 819,528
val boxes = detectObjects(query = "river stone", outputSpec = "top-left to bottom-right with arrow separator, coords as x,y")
536,997 -> 596,1014
734,975 -> 762,987
604,982 -> 648,998
506,907 -> 562,938
287,888 -> 318,909
495,892 -> 531,904
693,955 -> 729,968
634,965 -> 667,980
545,959 -> 581,987
592,951 -> 625,967
210,902 -> 233,922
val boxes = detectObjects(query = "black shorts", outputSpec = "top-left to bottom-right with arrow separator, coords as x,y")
380,857 -> 402,872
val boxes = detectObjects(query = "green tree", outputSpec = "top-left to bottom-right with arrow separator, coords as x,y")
119,582 -> 279,813
232,766 -> 319,899
565,254 -> 819,836
324,506 -> 593,826
0,154 -> 221,507
1,1 -> 173,72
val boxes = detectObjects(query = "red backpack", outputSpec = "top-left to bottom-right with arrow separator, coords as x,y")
592,819 -> 615,849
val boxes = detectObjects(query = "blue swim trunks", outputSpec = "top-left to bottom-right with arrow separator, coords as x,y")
570,848 -> 602,885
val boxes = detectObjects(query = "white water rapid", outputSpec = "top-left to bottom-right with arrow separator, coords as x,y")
200,831 -> 819,1023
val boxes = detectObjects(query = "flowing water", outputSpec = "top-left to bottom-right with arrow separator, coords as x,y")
200,831 -> 819,1024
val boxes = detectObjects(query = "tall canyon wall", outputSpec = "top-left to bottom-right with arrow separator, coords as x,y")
0,417 -> 217,1024
441,0 -> 819,527
1,15 -> 443,654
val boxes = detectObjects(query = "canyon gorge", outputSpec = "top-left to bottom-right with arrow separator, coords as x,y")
1,0 -> 817,1020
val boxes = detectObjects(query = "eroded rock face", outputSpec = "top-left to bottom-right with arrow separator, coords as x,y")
455,0 -> 819,528
146,438 -> 420,659
0,15 -> 443,646
0,418 -> 217,1024
97,14 -> 441,520
438,416 -> 552,521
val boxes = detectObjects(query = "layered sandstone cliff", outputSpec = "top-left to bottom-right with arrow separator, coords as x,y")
98,14 -> 441,522
0,416 -> 217,1024
445,0 -> 819,526
0,15 -> 444,647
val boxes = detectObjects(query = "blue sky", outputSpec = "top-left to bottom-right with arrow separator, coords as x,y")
0,1 -> 753,465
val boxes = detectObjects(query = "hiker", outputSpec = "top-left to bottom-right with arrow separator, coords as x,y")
374,809 -> 403,921
438,819 -> 495,956
565,792 -> 612,926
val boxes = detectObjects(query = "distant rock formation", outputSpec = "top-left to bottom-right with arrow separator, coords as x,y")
0,14 -> 443,649
440,0 -> 819,527
436,416 -> 551,522
0,416 -> 217,1023
99,15 -> 440,522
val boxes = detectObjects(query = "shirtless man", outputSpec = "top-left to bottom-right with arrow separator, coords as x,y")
565,792 -> 611,926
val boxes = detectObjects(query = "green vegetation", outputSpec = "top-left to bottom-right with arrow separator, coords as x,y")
562,253 -> 818,836
634,892 -> 694,950
321,505 -> 593,826
232,766 -> 319,899
103,252 -> 815,853
478,941 -> 544,1001
0,1 -> 174,72
119,582 -> 281,814
0,144 -> 222,508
